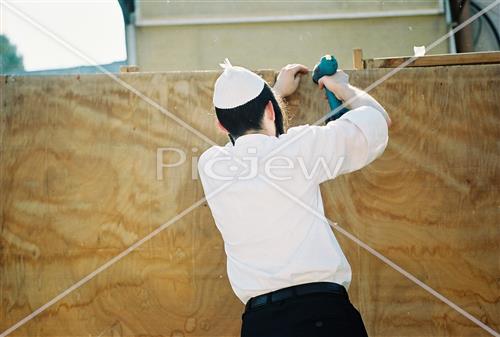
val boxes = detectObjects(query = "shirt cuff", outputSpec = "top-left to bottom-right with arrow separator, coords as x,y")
338,106 -> 389,164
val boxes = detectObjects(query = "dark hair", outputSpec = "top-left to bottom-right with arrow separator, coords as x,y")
215,83 -> 287,145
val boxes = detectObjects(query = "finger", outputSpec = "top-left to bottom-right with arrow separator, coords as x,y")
291,64 -> 309,75
317,78 -> 324,90
286,63 -> 301,70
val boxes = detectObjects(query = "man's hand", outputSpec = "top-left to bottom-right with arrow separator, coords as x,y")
273,64 -> 309,98
317,70 -> 350,101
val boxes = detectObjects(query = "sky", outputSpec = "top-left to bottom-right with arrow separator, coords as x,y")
1,0 -> 127,71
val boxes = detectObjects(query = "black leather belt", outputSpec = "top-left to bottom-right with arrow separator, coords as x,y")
245,282 -> 347,312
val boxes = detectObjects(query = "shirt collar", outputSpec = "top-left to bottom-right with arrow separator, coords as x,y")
234,133 -> 271,145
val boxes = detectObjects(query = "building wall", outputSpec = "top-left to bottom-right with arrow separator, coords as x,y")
131,1 -> 448,71
136,0 -> 442,21
134,16 -> 448,71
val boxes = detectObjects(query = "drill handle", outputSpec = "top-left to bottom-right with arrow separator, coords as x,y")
324,88 -> 349,123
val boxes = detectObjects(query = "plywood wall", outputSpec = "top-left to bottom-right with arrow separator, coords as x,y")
1,65 -> 498,337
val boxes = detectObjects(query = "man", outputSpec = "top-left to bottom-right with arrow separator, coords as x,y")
197,59 -> 391,337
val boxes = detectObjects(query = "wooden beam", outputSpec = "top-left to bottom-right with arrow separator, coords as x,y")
364,51 -> 500,69
352,48 -> 364,70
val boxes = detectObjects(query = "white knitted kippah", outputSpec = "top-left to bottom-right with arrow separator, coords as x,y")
213,58 -> 265,109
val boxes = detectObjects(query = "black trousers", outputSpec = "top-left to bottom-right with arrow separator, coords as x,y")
241,286 -> 369,337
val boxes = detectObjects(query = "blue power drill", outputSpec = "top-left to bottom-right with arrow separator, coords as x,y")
312,54 -> 349,124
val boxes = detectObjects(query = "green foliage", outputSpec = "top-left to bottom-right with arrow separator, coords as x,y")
0,34 -> 25,73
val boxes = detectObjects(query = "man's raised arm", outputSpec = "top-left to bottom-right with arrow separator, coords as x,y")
318,70 -> 392,128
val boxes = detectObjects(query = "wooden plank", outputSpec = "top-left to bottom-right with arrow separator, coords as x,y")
365,51 -> 500,68
1,65 -> 499,336
352,48 -> 364,70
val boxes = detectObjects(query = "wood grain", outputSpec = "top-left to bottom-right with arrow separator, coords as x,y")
1,65 -> 499,336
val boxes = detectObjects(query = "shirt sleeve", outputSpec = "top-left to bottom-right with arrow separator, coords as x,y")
292,106 -> 389,184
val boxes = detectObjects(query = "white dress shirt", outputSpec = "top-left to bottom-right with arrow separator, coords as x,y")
197,106 -> 389,304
